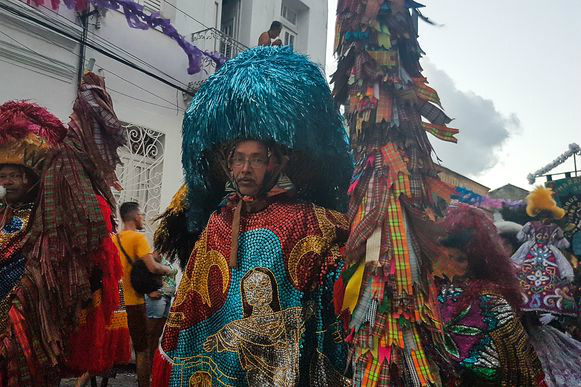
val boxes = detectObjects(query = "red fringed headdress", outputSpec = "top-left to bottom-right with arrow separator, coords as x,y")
0,101 -> 67,174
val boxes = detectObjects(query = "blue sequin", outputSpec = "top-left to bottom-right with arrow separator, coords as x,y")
2,216 -> 24,234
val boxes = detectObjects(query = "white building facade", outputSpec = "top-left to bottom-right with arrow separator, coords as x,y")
0,0 -> 328,233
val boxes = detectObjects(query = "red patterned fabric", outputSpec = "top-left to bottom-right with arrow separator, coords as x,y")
64,196 -> 128,374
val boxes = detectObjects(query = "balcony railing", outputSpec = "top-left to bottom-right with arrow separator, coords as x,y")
191,27 -> 248,62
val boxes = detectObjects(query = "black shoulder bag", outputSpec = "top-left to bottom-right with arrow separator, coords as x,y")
116,233 -> 162,294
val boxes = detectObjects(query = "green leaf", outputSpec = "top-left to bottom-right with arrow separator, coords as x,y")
443,333 -> 460,359
448,324 -> 482,336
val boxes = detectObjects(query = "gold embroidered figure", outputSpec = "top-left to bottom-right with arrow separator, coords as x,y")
203,268 -> 309,386
189,371 -> 212,387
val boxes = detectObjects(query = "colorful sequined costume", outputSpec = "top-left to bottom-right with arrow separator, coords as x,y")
512,221 -> 576,316
152,47 -> 353,386
331,1 -> 458,385
0,73 -> 126,386
438,280 -> 546,387
511,187 -> 576,316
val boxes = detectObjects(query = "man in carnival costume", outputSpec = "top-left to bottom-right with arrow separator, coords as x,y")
0,72 -> 127,386
151,46 -> 353,387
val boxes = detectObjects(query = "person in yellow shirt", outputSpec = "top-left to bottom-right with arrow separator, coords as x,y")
114,202 -> 173,387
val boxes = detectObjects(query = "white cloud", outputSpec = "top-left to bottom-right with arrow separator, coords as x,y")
423,60 -> 521,177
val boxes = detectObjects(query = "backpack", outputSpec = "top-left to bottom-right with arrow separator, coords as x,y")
116,233 -> 162,294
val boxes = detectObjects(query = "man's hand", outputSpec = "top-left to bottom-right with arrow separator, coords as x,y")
148,290 -> 162,300
272,39 -> 283,46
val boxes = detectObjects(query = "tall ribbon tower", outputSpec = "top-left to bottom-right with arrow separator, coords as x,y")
332,1 -> 459,385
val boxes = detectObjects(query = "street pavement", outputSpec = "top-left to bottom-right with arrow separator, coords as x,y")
60,373 -> 137,387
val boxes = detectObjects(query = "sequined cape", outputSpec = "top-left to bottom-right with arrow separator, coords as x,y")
437,281 -> 546,387
153,200 -> 351,387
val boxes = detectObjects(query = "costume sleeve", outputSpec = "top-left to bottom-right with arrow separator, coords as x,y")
554,226 -> 570,249
517,222 -> 532,242
553,248 -> 574,282
135,233 -> 153,259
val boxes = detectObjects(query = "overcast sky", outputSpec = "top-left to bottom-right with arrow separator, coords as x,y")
326,0 -> 581,190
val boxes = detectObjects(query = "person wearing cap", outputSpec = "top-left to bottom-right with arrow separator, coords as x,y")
151,46 -> 353,387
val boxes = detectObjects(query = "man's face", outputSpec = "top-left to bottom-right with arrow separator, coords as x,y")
134,210 -> 145,231
229,141 -> 269,197
445,247 -> 470,277
271,27 -> 282,39
0,165 -> 29,204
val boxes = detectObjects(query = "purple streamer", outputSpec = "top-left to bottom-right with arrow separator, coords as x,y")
58,0 -> 226,74
452,187 -> 525,210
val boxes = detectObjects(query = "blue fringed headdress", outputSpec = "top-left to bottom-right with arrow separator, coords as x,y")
182,46 -> 352,235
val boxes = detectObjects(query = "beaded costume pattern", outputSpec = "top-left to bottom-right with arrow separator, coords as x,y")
0,204 -> 33,332
438,283 -> 545,387
160,202 -> 350,387
512,221 -> 576,316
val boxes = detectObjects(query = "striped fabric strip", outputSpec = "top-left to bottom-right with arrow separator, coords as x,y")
411,326 -> 435,384
368,51 -> 398,68
380,143 -> 408,182
422,122 -> 459,143
387,186 -> 412,295
417,100 -> 452,125
362,355 -> 380,386
385,314 -> 404,348
413,78 -> 442,107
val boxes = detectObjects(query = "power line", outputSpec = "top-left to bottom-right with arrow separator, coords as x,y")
0,29 -> 186,112
107,87 -> 184,110
161,0 -> 209,30
0,1 -> 194,95
35,3 -> 189,88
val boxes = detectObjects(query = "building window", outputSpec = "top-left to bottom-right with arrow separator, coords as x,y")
281,27 -> 296,48
140,0 -> 162,14
114,124 -> 165,236
281,3 -> 297,25
283,30 -> 295,48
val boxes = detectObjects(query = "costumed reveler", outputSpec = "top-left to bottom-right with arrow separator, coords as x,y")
0,72 -> 127,386
499,189 -> 581,387
331,1 -> 459,385
511,187 -> 576,318
64,73 -> 132,381
436,205 -> 546,387
151,46 -> 354,387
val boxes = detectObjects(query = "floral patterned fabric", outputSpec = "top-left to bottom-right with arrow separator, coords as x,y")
438,280 -> 545,387
512,221 -> 576,316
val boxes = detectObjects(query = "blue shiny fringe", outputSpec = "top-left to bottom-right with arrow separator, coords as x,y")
182,46 -> 353,235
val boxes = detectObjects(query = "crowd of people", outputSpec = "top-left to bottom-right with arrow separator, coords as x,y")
1,5 -> 580,387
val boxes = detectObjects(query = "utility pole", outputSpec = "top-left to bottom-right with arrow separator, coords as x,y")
76,7 -> 99,89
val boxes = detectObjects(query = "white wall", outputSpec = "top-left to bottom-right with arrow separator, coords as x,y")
236,0 -> 327,67
0,0 -> 329,215
300,0 -> 327,67
0,2 -> 80,121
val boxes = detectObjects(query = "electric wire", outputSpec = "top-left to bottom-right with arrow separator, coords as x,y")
35,2 -> 190,88
161,0 -> 209,30
0,1 -> 194,95
0,29 -> 186,112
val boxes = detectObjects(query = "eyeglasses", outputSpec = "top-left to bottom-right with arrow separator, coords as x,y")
229,156 -> 268,168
